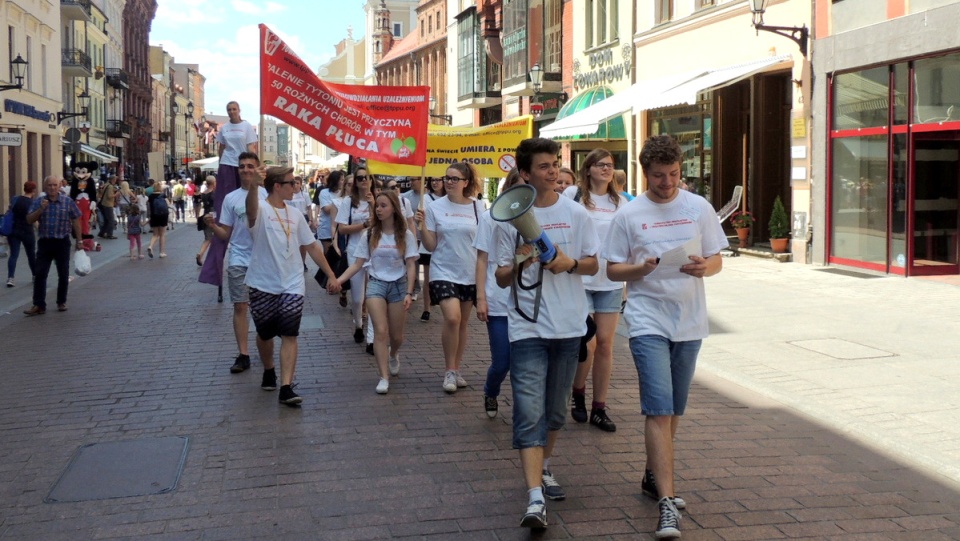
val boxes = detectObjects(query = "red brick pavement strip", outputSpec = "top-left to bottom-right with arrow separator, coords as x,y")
1,231 -> 959,540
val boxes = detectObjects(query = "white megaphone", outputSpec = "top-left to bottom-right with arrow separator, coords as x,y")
490,184 -> 557,264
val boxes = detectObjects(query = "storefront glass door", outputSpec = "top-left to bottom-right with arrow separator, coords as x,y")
911,133 -> 960,274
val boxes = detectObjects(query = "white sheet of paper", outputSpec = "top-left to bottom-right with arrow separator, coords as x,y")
646,237 -> 701,279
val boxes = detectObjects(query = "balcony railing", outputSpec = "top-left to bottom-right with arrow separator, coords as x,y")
60,0 -> 92,21
106,119 -> 132,139
105,68 -> 129,90
61,48 -> 92,77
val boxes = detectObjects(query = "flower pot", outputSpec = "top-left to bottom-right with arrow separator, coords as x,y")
735,227 -> 751,247
770,238 -> 789,253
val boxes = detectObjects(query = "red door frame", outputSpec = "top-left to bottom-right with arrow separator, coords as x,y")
908,128 -> 960,276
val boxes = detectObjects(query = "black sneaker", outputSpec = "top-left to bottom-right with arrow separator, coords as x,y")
261,368 -> 277,391
541,470 -> 565,501
571,393 -> 587,423
589,408 -> 617,432
230,354 -> 251,374
642,469 -> 686,509
365,343 -> 374,355
353,328 -> 364,343
520,500 -> 547,529
278,384 -> 302,406
420,311 -> 430,322
655,497 -> 681,539
484,395 -> 498,419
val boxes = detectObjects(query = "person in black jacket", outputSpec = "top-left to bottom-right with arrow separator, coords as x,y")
5,181 -> 38,287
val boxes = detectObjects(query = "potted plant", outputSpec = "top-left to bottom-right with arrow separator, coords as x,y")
730,210 -> 754,246
768,195 -> 790,253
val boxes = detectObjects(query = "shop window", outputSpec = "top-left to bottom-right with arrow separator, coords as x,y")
649,103 -> 712,199
893,62 -> 908,125
890,134 -> 907,268
913,52 -> 960,124
833,67 -> 889,130
830,135 -> 889,265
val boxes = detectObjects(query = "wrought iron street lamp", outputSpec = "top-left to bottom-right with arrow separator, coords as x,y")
1,54 -> 28,92
57,91 -> 91,124
428,95 -> 452,124
528,63 -> 545,118
184,101 -> 194,163
749,0 -> 808,57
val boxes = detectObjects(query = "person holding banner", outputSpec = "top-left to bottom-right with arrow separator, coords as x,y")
417,163 -> 484,394
335,168 -> 375,344
491,138 -> 598,530
417,177 -> 445,321
562,148 -> 626,433
336,190 -> 418,394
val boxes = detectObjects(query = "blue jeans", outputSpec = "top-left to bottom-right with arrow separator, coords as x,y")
629,335 -> 702,416
6,231 -> 36,280
33,237 -> 72,309
483,316 -> 510,398
509,337 -> 580,449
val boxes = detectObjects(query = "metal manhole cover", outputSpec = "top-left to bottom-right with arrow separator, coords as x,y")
45,436 -> 189,503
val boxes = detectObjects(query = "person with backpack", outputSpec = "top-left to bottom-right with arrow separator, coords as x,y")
4,181 -> 38,288
147,180 -> 170,258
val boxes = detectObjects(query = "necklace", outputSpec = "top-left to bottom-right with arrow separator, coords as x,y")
270,203 -> 291,250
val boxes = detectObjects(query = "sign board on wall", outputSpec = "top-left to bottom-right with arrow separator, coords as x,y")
0,132 -> 22,147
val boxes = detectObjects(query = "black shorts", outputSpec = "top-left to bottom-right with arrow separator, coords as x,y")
249,288 -> 304,340
429,280 -> 477,304
418,253 -> 432,266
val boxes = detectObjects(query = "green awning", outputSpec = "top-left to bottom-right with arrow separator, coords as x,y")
551,86 -> 625,140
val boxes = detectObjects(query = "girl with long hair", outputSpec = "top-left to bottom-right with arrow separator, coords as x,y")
334,167 -> 375,343
337,190 -> 418,394
563,148 -> 624,432
147,180 -> 169,258
417,162 -> 484,393
417,176 -> 446,321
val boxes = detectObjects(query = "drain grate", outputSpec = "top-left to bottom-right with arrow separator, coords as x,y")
45,436 -> 189,503
814,268 -> 884,279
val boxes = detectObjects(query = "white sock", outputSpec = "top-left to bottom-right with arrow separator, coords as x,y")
528,487 -> 544,504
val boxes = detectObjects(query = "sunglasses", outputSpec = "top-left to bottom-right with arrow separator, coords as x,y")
443,176 -> 465,183
385,185 -> 398,190
276,181 -> 295,186
355,175 -> 368,181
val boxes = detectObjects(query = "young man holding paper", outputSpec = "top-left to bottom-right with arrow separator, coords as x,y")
604,135 -> 727,539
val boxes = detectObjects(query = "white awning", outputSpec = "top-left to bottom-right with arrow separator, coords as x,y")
79,144 -> 118,163
539,54 -> 793,139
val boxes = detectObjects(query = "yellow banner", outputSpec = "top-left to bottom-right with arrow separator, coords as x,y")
368,116 -> 533,178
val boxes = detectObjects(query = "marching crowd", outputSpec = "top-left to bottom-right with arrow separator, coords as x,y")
2,99 -> 728,540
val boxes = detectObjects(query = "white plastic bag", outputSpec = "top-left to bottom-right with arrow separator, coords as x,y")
74,249 -> 92,276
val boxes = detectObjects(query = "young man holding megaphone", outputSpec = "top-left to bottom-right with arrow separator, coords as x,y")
490,137 -> 599,530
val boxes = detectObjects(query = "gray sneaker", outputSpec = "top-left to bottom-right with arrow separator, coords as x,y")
541,470 -> 565,501
520,500 -> 547,529
655,497 -> 681,539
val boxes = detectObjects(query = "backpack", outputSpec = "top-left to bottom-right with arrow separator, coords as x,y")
1,196 -> 19,237
151,196 -> 169,216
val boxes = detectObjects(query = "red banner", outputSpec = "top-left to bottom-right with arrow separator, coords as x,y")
259,24 -> 430,166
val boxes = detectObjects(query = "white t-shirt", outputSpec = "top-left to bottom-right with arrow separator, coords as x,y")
563,186 -> 624,292
244,202 -> 316,295
425,196 -> 484,285
418,193 -> 441,254
493,195 -> 599,342
473,210 -> 511,317
317,189 -> 335,240
219,186 -> 269,268
352,230 -> 419,282
602,189 -> 728,342
215,121 -> 258,167
287,190 -> 310,216
335,196 -> 371,257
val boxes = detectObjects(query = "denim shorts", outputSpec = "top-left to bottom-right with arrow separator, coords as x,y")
586,287 -> 623,314
366,277 -> 408,304
509,337 -> 580,449
629,335 -> 702,416
227,266 -> 249,304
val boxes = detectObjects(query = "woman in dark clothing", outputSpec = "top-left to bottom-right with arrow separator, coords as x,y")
147,180 -> 170,258
5,181 -> 38,287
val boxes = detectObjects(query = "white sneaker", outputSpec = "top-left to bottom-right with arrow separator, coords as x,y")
443,371 -> 457,393
455,371 -> 467,388
389,354 -> 400,376
376,378 -> 389,394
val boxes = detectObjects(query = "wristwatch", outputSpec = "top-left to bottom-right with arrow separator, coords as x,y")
567,259 -> 579,274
